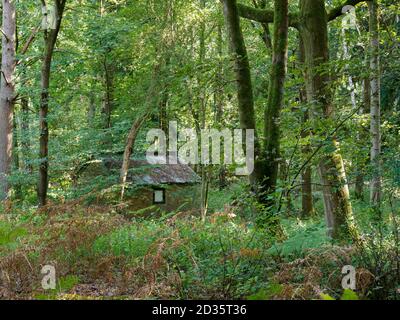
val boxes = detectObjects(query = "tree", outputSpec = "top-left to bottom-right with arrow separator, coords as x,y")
221,0 -> 262,192
262,0 -> 289,202
0,0 -> 17,201
221,0 -> 288,205
298,0 -> 357,240
368,0 -> 382,206
38,0 -> 67,206
298,37 -> 314,217
233,0 -> 366,240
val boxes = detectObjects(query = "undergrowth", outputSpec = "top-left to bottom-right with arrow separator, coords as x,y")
0,184 -> 399,300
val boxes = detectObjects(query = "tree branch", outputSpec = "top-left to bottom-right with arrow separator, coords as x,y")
237,3 -> 299,28
327,0 -> 366,22
237,3 -> 274,23
238,1 -> 366,28
20,24 -> 41,55
0,28 -> 10,42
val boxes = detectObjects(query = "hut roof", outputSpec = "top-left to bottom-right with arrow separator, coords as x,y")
103,158 -> 201,185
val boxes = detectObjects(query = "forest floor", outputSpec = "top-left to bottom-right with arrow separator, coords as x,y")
0,183 -> 398,300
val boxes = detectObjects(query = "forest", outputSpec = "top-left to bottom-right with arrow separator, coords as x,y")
0,0 -> 399,301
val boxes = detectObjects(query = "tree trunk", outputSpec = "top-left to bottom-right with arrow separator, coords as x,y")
38,0 -> 66,207
300,105 -> 314,217
0,0 -> 16,201
120,116 -> 147,200
222,0 -> 288,219
299,0 -> 358,240
102,55 -> 114,129
221,0 -> 265,191
215,23 -> 228,190
355,76 -> 371,200
120,63 -> 161,200
251,0 -> 272,50
20,97 -> 33,174
199,0 -> 209,220
262,0 -> 289,202
13,114 -> 22,199
298,37 -> 314,217
342,26 -> 357,110
368,0 -> 382,206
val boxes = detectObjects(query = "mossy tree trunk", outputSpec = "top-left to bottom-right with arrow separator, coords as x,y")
222,0 -> 288,204
262,0 -> 289,203
298,0 -> 358,240
221,0 -> 263,190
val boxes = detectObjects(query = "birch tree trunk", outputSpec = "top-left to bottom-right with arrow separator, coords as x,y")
0,0 -> 16,201
368,0 -> 382,206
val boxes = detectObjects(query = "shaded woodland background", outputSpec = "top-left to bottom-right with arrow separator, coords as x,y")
0,0 -> 400,300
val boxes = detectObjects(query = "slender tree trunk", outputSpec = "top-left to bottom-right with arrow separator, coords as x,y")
215,23 -> 228,190
368,0 -> 382,206
355,76 -> 371,200
20,97 -> 33,174
199,0 -> 209,220
221,0 -> 263,190
301,160 -> 313,216
159,88 -> 168,134
158,55 -> 171,137
299,37 -> 313,217
263,0 -> 289,202
222,0 -> 288,216
300,103 -> 314,217
120,63 -> 161,200
13,114 -> 22,199
298,37 -> 314,217
120,116 -> 147,200
38,0 -> 66,207
0,0 -> 16,201
222,0 -> 287,236
299,0 -> 358,240
342,27 -> 357,109
102,55 -> 114,129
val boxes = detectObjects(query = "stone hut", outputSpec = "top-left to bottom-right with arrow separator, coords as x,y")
80,157 -> 201,214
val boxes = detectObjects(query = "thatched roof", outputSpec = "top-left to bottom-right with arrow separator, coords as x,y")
103,158 -> 201,185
